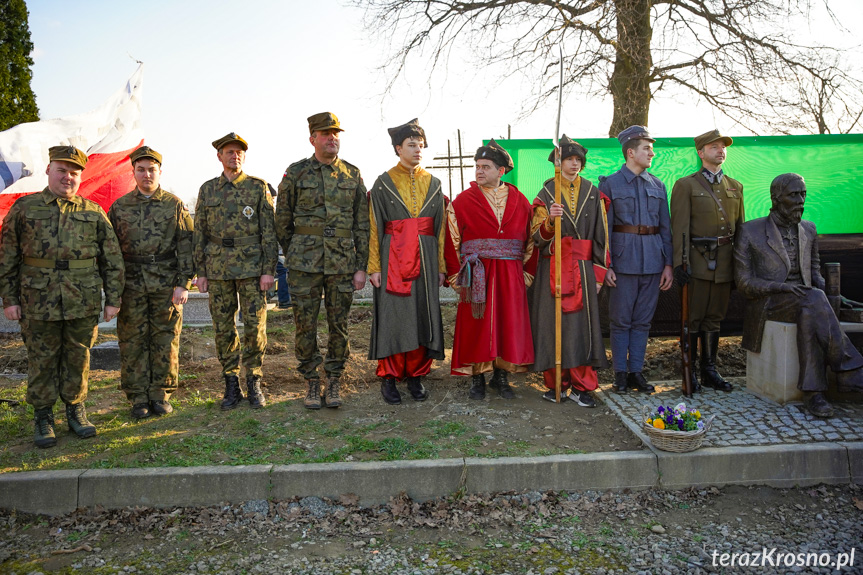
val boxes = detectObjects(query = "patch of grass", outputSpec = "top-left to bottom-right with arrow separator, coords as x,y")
423,419 -> 470,438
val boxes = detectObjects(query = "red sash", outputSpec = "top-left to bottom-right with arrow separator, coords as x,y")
548,237 -> 593,313
384,217 -> 436,296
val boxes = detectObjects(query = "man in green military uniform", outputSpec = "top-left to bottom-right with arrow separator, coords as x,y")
193,133 -> 278,410
108,146 -> 194,419
671,129 -> 744,392
0,145 -> 124,448
276,112 -> 370,409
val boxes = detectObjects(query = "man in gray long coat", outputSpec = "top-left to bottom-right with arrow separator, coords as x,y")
367,119 -> 446,404
528,136 -> 610,406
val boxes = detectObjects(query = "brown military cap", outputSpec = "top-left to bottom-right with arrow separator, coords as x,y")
211,132 -> 248,151
48,145 -> 88,169
129,145 -> 163,165
307,112 -> 343,134
694,129 -> 733,150
474,139 -> 514,174
548,134 -> 588,166
388,118 -> 427,147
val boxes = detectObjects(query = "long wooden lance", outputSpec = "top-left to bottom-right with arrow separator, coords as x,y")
553,47 -> 564,403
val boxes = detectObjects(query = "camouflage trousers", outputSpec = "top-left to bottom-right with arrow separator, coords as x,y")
289,270 -> 354,380
208,277 -> 267,378
21,315 -> 99,409
117,288 -> 182,404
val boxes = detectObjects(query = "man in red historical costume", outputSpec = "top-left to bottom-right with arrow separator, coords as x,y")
528,136 -> 610,407
445,139 -> 535,400
367,119 -> 446,404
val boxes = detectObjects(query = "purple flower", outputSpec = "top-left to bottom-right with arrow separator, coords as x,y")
657,406 -> 665,414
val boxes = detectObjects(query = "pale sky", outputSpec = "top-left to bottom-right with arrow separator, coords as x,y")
25,0 -> 863,204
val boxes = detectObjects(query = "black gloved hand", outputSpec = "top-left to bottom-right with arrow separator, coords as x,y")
674,265 -> 690,286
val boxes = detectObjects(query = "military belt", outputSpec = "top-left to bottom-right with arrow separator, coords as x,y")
207,234 -> 261,247
123,252 -> 176,264
691,235 -> 734,248
294,225 -> 352,238
23,257 -> 96,270
613,224 -> 659,235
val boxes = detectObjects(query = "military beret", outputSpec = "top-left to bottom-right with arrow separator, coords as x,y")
694,129 -> 733,150
48,145 -> 88,169
388,118 -> 427,148
307,112 -> 343,134
474,139 -> 514,174
548,134 -> 588,166
129,145 -> 162,165
212,132 -> 248,151
617,125 -> 655,146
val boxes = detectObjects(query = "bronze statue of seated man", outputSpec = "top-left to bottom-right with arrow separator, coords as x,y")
734,173 -> 863,417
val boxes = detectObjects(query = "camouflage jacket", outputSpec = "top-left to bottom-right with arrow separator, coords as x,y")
0,188 -> 125,321
108,187 -> 195,293
192,172 -> 278,280
276,155 -> 370,274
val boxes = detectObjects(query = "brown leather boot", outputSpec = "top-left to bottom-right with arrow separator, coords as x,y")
304,379 -> 321,410
325,377 -> 342,408
246,375 -> 266,409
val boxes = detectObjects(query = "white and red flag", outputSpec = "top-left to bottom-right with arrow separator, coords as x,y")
0,64 -> 144,224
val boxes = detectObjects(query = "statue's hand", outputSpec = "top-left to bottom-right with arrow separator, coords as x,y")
782,283 -> 810,297
841,296 -> 863,310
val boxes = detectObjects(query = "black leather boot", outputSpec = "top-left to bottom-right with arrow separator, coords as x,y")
627,372 -> 655,394
246,375 -> 266,409
33,407 -> 57,448
406,377 -> 429,401
469,373 -> 486,400
490,368 -> 514,399
220,374 -> 244,410
689,332 -> 702,393
701,331 -> 732,392
381,378 -> 402,404
613,371 -> 628,393
65,402 -> 97,438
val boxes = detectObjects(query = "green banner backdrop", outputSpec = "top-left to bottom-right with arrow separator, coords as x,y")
492,134 -> 863,235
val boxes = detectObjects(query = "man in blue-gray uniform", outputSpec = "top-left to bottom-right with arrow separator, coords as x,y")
599,126 -> 673,394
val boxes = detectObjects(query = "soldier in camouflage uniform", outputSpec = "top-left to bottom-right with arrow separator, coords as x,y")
276,112 -> 370,409
0,145 -> 124,448
108,146 -> 194,419
193,133 -> 278,410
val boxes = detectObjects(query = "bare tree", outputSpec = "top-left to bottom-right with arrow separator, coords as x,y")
356,0 -> 863,136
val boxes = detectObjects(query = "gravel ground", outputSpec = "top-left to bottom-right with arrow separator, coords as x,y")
2,484 -> 861,574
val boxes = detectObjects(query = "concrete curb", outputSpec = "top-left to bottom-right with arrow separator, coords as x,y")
2,442 -> 861,515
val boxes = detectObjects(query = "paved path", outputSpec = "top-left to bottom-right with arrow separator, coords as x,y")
602,378 -> 863,447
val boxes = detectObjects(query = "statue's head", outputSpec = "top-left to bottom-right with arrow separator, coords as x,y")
769,173 -> 806,224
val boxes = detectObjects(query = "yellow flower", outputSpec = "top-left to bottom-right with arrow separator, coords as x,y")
695,410 -> 702,420
646,418 -> 653,425
653,419 -> 665,430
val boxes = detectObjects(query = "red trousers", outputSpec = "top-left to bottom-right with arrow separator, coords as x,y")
377,347 -> 433,381
542,366 -> 598,392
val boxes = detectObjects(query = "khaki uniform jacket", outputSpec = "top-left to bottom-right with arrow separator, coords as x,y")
192,172 -> 278,281
671,171 -> 744,283
108,187 -> 194,293
276,155 -> 370,275
0,188 -> 125,320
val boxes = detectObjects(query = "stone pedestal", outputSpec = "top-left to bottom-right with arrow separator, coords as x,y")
747,321 -> 803,405
747,320 -> 863,405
